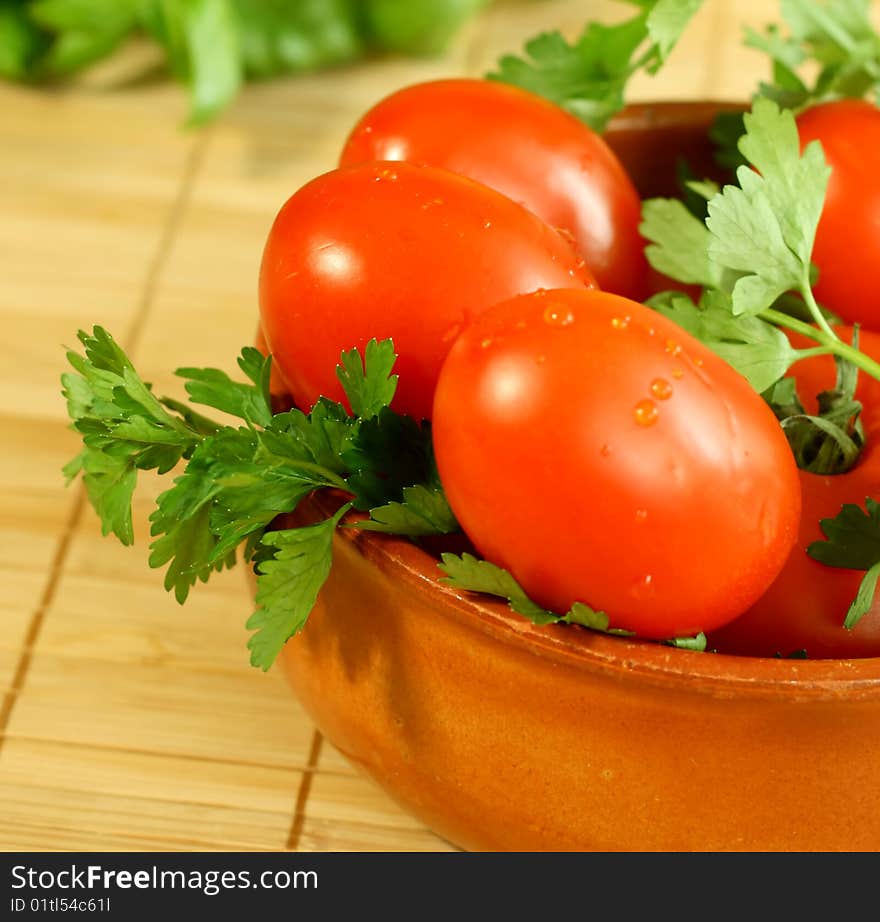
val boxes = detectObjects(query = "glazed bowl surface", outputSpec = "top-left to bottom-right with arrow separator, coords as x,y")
277,102 -> 880,852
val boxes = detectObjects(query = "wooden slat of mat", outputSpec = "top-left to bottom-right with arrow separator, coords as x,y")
297,771 -> 456,853
1,738 -> 301,851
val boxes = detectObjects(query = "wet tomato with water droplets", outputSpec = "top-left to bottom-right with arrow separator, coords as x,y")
339,78 -> 649,300
432,288 -> 801,640
259,160 -> 594,421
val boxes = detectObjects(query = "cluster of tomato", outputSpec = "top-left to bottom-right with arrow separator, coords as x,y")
257,78 -> 880,658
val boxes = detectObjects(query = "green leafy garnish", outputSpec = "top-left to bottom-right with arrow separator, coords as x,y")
353,484 -> 459,536
642,96 -> 880,407
63,327 -> 458,670
808,499 -> 880,627
336,339 -> 398,419
438,552 -> 707,650
488,0 -> 706,132
710,0 -> 880,168
641,197 -> 722,290
439,551 -> 610,629
248,504 -> 350,671
648,290 -> 801,394
707,99 -> 830,318
747,0 -> 880,110
1,0 -> 485,123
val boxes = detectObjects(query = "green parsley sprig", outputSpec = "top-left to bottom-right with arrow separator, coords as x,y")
711,0 -> 880,169
747,0 -> 880,111
438,552 -> 707,650
808,498 -> 880,627
488,0 -> 706,133
642,96 -> 880,399
62,327 -> 457,670
1,0 -> 487,125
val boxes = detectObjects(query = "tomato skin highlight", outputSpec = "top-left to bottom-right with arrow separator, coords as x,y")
707,326 -> 880,659
339,78 -> 649,301
796,99 -> 880,330
432,288 -> 801,639
258,160 -> 595,421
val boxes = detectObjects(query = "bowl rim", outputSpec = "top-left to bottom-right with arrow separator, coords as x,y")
304,492 -> 880,702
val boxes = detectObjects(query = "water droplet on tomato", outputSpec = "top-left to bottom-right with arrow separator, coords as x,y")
650,378 -> 673,400
671,367 -> 684,379
543,306 -> 575,326
480,337 -> 493,349
665,339 -> 682,356
631,574 -> 655,600
611,316 -> 630,330
483,220 -> 493,229
633,399 -> 659,426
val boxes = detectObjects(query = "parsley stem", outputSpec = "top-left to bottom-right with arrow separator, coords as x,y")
762,307 -> 880,383
254,446 -> 350,492
794,346 -> 835,360
799,274 -> 838,341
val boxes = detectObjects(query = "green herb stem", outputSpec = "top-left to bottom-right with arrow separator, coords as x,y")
800,273 -> 839,341
253,449 -> 351,492
761,307 -> 880,383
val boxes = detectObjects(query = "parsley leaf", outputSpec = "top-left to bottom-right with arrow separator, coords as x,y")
5,0 -> 482,123
343,409 -> 434,510
645,0 -> 704,60
355,483 -> 458,537
809,498 -> 880,570
247,504 -> 350,671
336,337 -> 398,419
706,98 -> 830,317
61,327 -> 202,544
63,327 -> 459,669
176,346 -> 272,427
648,290 -> 801,393
488,0 -> 706,133
438,552 -> 706,649
642,96 -> 880,405
26,0 -> 140,76
641,197 -> 722,289
438,551 -> 600,627
748,0 -> 880,109
808,499 -> 880,627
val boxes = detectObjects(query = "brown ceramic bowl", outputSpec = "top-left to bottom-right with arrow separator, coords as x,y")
276,102 -> 880,852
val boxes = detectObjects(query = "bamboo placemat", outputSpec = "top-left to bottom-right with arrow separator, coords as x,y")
0,0 -> 847,852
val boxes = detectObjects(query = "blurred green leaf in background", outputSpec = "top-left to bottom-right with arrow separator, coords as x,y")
0,0 -> 490,124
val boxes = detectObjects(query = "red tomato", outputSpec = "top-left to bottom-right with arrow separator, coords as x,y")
432,288 -> 801,640
796,100 -> 880,329
259,160 -> 595,421
339,78 -> 649,301
708,326 -> 880,658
